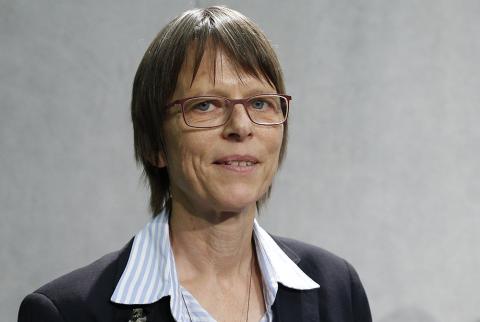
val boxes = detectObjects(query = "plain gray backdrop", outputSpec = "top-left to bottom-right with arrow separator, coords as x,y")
1,0 -> 479,321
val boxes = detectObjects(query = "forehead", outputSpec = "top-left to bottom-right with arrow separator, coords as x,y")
173,44 -> 274,97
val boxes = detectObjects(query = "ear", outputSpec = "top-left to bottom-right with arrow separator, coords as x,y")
147,152 -> 168,168
156,153 -> 168,168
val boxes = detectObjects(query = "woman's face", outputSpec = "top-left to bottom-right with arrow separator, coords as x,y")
161,48 -> 284,215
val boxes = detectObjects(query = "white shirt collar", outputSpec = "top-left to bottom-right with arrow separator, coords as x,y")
111,211 -> 319,310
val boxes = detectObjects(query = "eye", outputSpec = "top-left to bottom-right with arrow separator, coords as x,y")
251,99 -> 268,110
193,100 -> 215,112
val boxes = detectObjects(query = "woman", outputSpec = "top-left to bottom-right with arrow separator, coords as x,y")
19,6 -> 372,322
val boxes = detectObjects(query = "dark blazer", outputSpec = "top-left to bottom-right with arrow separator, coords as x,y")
18,236 -> 372,322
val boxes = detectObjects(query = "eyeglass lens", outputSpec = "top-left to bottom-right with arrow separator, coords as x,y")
182,95 -> 288,127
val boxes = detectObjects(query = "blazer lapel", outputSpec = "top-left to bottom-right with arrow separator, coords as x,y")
142,297 -> 176,322
271,236 -> 321,322
272,285 -> 320,322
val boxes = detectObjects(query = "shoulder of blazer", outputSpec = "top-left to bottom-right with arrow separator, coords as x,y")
19,239 -> 135,322
270,235 -> 372,322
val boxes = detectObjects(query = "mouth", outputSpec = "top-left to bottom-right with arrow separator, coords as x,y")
214,160 -> 257,167
213,155 -> 259,172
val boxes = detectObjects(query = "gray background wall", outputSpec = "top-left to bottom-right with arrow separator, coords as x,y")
1,0 -> 479,321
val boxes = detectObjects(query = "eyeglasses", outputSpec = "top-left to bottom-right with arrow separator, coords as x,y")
165,94 -> 291,128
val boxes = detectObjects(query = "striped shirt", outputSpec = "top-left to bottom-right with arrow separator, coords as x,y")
111,211 -> 319,321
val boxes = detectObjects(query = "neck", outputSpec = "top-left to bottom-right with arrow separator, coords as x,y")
169,199 -> 256,281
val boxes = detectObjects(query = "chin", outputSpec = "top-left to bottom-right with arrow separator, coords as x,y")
212,190 -> 260,213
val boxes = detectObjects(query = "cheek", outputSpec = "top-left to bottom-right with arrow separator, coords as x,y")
166,132 -> 209,183
266,127 -> 284,162
258,127 -> 284,185
164,117 -> 198,165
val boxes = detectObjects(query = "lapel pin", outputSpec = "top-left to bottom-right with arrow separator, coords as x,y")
129,308 -> 147,322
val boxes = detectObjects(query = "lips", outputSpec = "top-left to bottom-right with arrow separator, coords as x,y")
213,155 -> 259,167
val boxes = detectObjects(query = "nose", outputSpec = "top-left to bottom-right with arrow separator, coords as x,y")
221,102 -> 253,141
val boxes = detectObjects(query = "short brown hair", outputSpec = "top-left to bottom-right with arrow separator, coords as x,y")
131,6 -> 288,216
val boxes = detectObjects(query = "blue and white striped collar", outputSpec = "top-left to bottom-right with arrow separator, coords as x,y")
111,211 -> 319,320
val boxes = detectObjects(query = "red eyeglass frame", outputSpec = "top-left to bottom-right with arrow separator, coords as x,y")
165,94 -> 292,128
